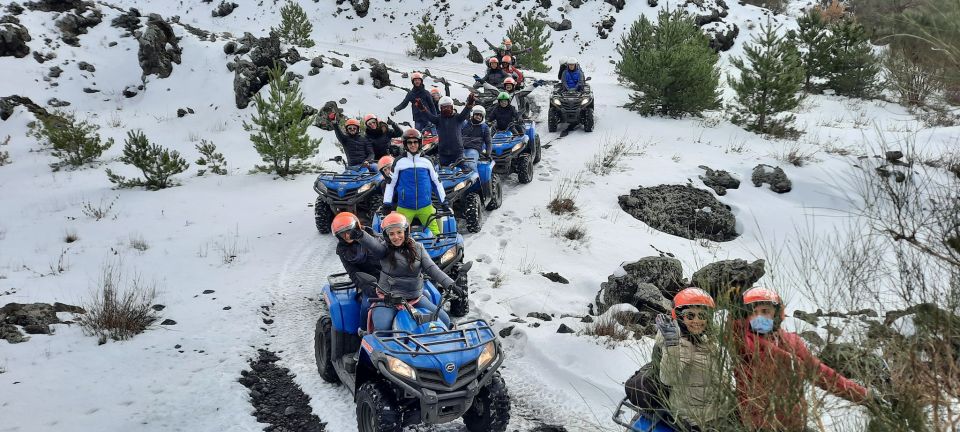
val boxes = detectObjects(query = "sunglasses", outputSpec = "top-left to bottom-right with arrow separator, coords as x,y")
404,139 -> 420,145
681,311 -> 709,320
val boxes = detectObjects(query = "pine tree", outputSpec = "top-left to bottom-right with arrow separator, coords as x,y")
105,130 -> 189,190
28,111 -> 114,170
792,9 -> 832,92
277,1 -> 315,48
615,9 -> 721,118
506,9 -> 553,73
730,21 -> 805,137
826,17 -> 881,98
243,65 -> 320,177
411,15 -> 443,59
195,140 -> 228,176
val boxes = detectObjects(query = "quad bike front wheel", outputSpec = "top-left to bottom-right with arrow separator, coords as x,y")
547,108 -> 559,133
463,192 -> 483,233
462,371 -> 511,432
315,197 -> 334,234
314,314 -> 339,383
361,192 -> 383,226
515,153 -> 534,184
582,108 -> 595,133
356,381 -> 402,432
485,174 -> 503,211
449,270 -> 470,318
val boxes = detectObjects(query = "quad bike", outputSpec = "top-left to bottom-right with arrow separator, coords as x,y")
490,120 -> 541,184
612,398 -> 678,432
390,125 -> 440,157
313,162 -> 384,234
314,271 -> 510,431
435,156 -> 503,234
371,210 -> 471,317
548,77 -> 595,133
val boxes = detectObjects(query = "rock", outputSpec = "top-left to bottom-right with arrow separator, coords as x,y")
799,330 -> 824,347
1,323 -> 27,343
47,97 -> 70,107
6,3 -> 24,15
435,45 -> 448,57
581,315 -> 594,323
597,272 -> 673,315
53,302 -> 84,314
329,57 -> 344,68
702,21 -> 739,52
110,8 -> 141,36
605,0 -> 626,11
885,150 -> 903,162
625,257 -> 686,295
698,165 -> 740,195
1,303 -> 61,328
648,0 -> 659,6
350,63 -> 359,72
308,67 -> 320,76
284,47 -> 301,64
823,324 -> 842,337
570,0 -> 584,7
0,95 -> 52,121
450,44 -> 458,54
619,184 -> 739,242
202,289 -> 215,294
48,66 -> 63,77
541,272 -> 569,284
369,61 -> 390,89
350,0 -> 370,17
313,101 -> 341,130
223,306 -> 232,310
223,41 -> 236,55
0,22 -> 31,58
122,85 -> 138,98
77,61 -> 95,72
818,342 -> 889,387
177,108 -> 187,118
557,324 -> 575,334
23,0 -> 86,13
233,58 -> 282,109
263,318 -> 274,325
160,319 -> 177,325
55,9 -> 102,46
211,1 -> 237,18
137,14 -> 182,78
547,19 -> 572,31
23,324 -> 50,334
690,259 -> 765,299
538,0 -> 553,8
467,41 -> 483,64
601,16 -> 616,30
247,31 -> 281,68
310,56 -> 323,68
751,164 -> 792,193
527,312 -> 552,321
82,87 -> 99,93
499,325 -> 515,337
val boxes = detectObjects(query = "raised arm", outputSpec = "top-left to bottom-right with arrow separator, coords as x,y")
419,243 -> 455,288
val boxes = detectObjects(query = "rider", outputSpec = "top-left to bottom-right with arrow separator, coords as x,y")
381,128 -> 449,236
391,72 -> 437,130
332,115 -> 375,169
487,92 -> 523,135
363,114 -> 403,159
377,155 -> 395,183
502,77 -> 536,119
476,57 -> 510,89
347,212 -> 463,331
417,93 -> 476,167
655,288 -> 737,431
332,212 -> 382,319
485,37 -> 528,67
501,55 -> 524,85
429,79 -> 451,113
556,56 -> 568,80
560,57 -> 586,91
460,105 -> 492,172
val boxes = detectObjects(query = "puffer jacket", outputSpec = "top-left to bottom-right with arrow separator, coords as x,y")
488,104 -> 520,132
333,126 -> 374,167
336,226 -> 382,295
393,86 -> 438,126
656,332 -> 736,427
561,67 -> 585,91
421,105 -> 472,160
384,152 -> 445,209
366,121 -> 402,159
460,120 -> 492,154
357,232 -> 455,299
481,68 -> 510,88
733,320 -> 868,431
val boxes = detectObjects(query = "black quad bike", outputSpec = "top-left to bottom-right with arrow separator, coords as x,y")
548,77 -> 595,133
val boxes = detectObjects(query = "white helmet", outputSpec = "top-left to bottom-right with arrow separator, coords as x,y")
568,57 -> 579,65
560,56 -> 570,65
438,96 -> 454,107
471,105 -> 486,116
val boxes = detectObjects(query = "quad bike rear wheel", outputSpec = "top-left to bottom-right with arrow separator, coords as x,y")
548,108 -> 559,133
315,197 -> 334,234
314,314 -> 339,383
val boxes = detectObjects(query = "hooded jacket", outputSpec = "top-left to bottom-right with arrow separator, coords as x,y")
366,120 -> 403,159
333,126 -> 374,167
393,86 -> 438,126
357,231 -> 455,299
421,105 -> 472,160
384,151 -> 446,210
460,120 -> 492,155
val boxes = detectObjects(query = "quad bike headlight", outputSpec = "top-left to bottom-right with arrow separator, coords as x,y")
357,182 -> 374,194
552,98 -> 562,106
510,142 -> 523,153
453,181 -> 467,192
581,97 -> 592,106
440,246 -> 459,265
387,356 -> 417,380
315,181 -> 328,193
478,342 -> 497,369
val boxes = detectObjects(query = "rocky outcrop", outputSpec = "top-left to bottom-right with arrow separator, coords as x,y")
231,31 -> 286,109
751,164 -> 792,193
547,18 -> 572,31
594,256 -> 684,315
619,184 -> 739,242
698,165 -> 740,195
0,22 -> 30,58
137,14 -> 181,78
690,259 -> 765,298
368,60 -> 390,89
467,41 -> 483,64
211,1 -> 237,18
350,0 -> 370,17
0,95 -> 52,121
1,302 -> 85,342
702,21 -> 739,52
23,0 -> 85,13
110,8 -> 141,36
55,8 -> 102,46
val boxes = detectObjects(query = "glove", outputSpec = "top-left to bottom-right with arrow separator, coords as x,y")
473,74 -> 483,82
655,314 -> 681,347
466,92 -> 476,105
414,98 -> 425,111
439,201 -> 452,213
379,203 -> 393,216
390,109 -> 397,116
387,117 -> 397,126
348,227 -> 364,241
447,283 -> 466,297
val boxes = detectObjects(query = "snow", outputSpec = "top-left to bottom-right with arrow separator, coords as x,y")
1,0 -> 957,431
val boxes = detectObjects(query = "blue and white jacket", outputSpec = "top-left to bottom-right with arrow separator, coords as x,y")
384,152 -> 446,210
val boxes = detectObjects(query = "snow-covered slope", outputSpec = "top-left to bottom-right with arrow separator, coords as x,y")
1,0 -> 957,431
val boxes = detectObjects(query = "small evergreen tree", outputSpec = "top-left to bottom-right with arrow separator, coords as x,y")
277,1 -> 315,48
243,65 -> 320,177
195,140 -> 228,176
826,17 -> 881,98
106,130 -> 189,190
730,21 -> 805,137
28,111 -> 114,170
411,15 -> 443,59
506,9 -> 553,73
615,9 -> 721,117
791,9 -> 832,92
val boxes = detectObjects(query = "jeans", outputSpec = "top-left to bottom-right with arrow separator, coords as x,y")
462,149 -> 480,172
397,204 -> 440,235
370,294 -> 450,331
439,153 -> 460,167
348,163 -> 378,172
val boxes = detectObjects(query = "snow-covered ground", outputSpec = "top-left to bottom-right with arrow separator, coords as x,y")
1,0 -> 957,431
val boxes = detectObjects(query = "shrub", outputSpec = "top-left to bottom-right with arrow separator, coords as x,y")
883,46 -> 943,107
506,9 -> 553,73
276,1 -> 314,47
0,135 -> 9,166
243,65 -> 320,177
411,15 -> 443,59
195,140 -> 227,176
730,21 -> 806,137
105,130 -> 189,190
616,9 -> 720,117
77,262 -> 159,343
28,111 -> 113,169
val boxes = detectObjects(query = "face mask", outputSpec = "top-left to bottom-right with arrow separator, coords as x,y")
749,316 -> 775,334
441,106 -> 453,116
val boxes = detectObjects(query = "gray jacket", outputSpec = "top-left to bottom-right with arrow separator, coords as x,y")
358,231 -> 455,299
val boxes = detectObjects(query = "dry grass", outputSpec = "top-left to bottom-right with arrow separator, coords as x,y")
129,234 -> 149,252
774,144 -> 820,167
581,315 -> 631,341
547,172 -> 582,215
586,135 -> 640,175
77,261 -> 160,344
553,220 -> 587,241
81,196 -> 117,221
64,228 -> 78,243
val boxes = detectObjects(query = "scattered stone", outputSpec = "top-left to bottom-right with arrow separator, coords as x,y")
619,184 -> 739,242
527,312 -> 552,321
328,57 -> 343,68
47,97 -> 70,107
177,108 -> 188,117
702,21 -> 739,52
885,150 -> 903,162
239,349 -> 324,432
110,8 -> 141,36
32,50 -> 46,63
223,306 -> 232,310
310,56 -> 323,68
605,0 -> 626,11
466,41 -> 483,64
0,22 -> 31,58
570,0 -> 584,7
751,164 -> 792,193
48,65 -> 63,77
263,318 -> 274,325
350,63 -> 359,72
1,95 -> 52,121
82,87 -> 99,93
690,259 -> 765,299
23,324 -> 51,334
138,14 -> 182,78
23,0 -> 86,13
211,1 -> 237,18
6,3 -> 25,15
223,40 -> 237,55
581,315 -> 594,323
308,67 -> 320,76
547,18 -> 572,31
557,324 -> 575,334
698,165 -> 740,195
369,61 -> 390,89
541,272 -> 569,284
77,61 -> 94,72
202,289 -> 215,294
122,85 -> 138,98
55,8 -> 102,46
499,325 -> 514,338
351,0 -> 370,17
160,319 -> 177,325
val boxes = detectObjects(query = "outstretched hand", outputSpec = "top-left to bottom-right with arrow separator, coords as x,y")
655,314 -> 681,347
466,92 -> 476,105
414,98 -> 426,111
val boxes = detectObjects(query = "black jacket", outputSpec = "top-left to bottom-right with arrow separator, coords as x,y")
336,227 -> 382,296
365,121 -> 403,159
460,120 -> 492,154
334,126 -> 374,167
481,68 -> 510,88
488,104 -> 520,132
394,86 -> 437,125
422,105 -> 472,159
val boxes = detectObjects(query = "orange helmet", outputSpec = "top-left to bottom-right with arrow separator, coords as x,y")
430,87 -> 441,95
345,118 -> 361,128
671,288 -> 715,319
331,212 -> 360,237
381,211 -> 408,233
377,155 -> 394,169
410,72 -> 423,82
742,287 -> 786,320
488,57 -> 500,67
501,55 -> 513,65
503,77 -> 516,87
363,113 -> 378,124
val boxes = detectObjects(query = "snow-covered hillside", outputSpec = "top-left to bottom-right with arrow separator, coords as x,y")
1,0 -> 957,431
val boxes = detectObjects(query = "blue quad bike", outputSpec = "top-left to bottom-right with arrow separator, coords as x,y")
314,271 -> 511,432
435,156 -> 503,234
612,398 -> 678,432
490,120 -> 541,184
371,210 -> 471,317
313,162 -> 384,234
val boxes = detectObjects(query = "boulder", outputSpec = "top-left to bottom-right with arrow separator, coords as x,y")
137,14 -> 181,78
23,0 -> 85,12
55,8 -> 102,46
619,184 -> 739,242
48,65 -> 63,77
527,312 -> 552,321
0,22 -> 31,58
369,61 -> 390,89
702,21 -> 739,52
467,41 -> 483,64
233,59 -> 277,109
596,260 -> 675,314
547,19 -> 572,31
541,272 -> 569,284
698,165 -> 740,195
211,1 -> 237,18
1,323 -> 26,343
247,31 -> 281,68
122,85 -> 138,98
690,258 -> 765,298
350,0 -> 370,17
223,41 -> 237,55
313,101 -> 341,130
6,3 -> 25,15
77,61 -> 95,72
110,8 -> 140,36
0,95 -> 52,121
751,164 -> 792,193
328,57 -> 344,68
557,323 -> 575,334
284,47 -> 302,64
0,303 -> 66,337
604,0 -> 626,11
